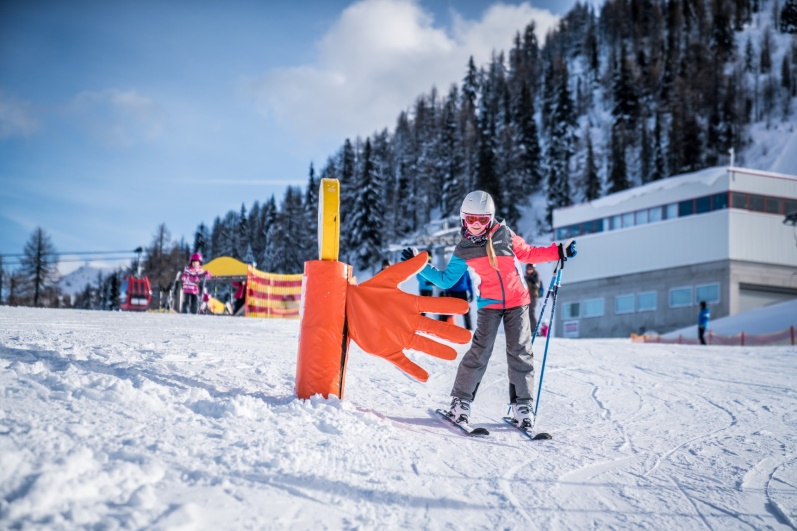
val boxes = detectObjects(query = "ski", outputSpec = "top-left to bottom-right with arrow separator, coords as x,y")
502,416 -> 552,440
435,409 -> 490,437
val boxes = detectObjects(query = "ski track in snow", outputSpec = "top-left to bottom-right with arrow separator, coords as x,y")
1,307 -> 796,530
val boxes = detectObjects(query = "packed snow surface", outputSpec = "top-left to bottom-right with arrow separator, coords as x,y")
1,307 -> 795,529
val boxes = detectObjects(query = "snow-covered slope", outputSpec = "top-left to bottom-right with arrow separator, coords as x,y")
1,307 -> 795,529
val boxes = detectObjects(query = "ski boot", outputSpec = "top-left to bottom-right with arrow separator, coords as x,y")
448,397 -> 471,424
510,403 -> 535,430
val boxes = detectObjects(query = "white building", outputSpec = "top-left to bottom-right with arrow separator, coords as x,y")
551,166 -> 797,338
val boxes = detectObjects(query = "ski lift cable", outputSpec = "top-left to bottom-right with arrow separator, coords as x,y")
0,249 -> 140,258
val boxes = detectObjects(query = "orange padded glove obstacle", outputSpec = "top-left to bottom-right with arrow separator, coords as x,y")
345,252 -> 472,382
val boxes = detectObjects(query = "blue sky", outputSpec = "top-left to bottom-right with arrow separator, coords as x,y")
0,0 -> 585,273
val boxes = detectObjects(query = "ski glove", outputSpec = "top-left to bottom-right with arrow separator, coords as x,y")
558,239 -> 577,261
400,247 -> 418,262
346,252 -> 471,382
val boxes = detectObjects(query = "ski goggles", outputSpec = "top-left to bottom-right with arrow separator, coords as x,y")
463,214 -> 491,225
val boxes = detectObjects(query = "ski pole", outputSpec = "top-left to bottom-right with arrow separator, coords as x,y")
531,262 -> 560,345
534,260 -> 564,416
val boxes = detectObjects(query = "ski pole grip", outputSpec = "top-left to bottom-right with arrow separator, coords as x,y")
295,260 -> 351,399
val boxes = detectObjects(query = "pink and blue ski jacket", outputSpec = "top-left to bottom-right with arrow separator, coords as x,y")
420,222 -> 560,310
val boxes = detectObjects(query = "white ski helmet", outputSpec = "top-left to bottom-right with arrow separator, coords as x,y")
460,191 -> 496,227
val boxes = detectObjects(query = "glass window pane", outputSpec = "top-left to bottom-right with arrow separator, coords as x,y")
582,220 -> 594,234
594,219 -> 604,233
636,209 -> 649,225
669,287 -> 693,308
556,227 -> 567,240
731,192 -> 747,209
785,199 -> 797,216
765,197 -> 780,214
637,291 -> 657,312
696,196 -> 711,214
665,203 -> 678,219
615,294 -> 634,314
582,298 -> 604,318
622,212 -> 635,228
562,302 -> 580,319
713,193 -> 728,210
749,194 -> 765,212
695,283 -> 720,304
611,215 -> 622,230
649,206 -> 662,222
678,200 -> 694,217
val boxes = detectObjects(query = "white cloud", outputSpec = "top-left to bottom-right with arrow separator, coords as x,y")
0,92 -> 40,139
245,0 -> 559,144
67,89 -> 167,148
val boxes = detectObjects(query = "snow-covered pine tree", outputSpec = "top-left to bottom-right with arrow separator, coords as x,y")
258,196 -> 277,271
440,85 -> 466,217
193,222 -> 210,257
237,204 -> 250,262
392,111 -> 417,236
265,187 -> 304,274
476,58 -> 500,203
515,81 -> 543,191
303,163 -> 319,263
19,227 -> 59,307
349,138 -> 384,271
583,133 -> 601,201
545,56 -> 576,228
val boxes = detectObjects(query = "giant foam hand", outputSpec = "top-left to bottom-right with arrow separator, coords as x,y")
346,252 -> 472,382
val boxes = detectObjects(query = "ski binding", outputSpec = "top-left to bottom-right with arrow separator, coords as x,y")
435,409 -> 490,437
502,416 -> 552,440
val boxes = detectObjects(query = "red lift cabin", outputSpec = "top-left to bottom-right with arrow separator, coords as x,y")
119,276 -> 152,311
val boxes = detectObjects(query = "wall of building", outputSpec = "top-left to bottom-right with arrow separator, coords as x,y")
554,259 -> 797,338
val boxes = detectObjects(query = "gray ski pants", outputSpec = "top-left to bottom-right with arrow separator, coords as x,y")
451,304 -> 535,405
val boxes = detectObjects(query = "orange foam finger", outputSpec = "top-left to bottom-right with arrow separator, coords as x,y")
417,295 -> 469,316
383,351 -> 429,382
416,316 -> 473,344
408,334 -> 459,361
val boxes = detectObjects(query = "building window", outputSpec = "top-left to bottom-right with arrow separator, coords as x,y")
678,199 -> 694,217
785,199 -> 797,215
731,192 -> 747,209
669,286 -> 693,308
582,298 -> 604,318
765,197 -> 781,214
636,209 -> 649,225
696,195 -> 711,214
748,194 -> 766,212
664,203 -> 678,219
713,192 -> 729,210
622,212 -> 634,228
615,294 -> 635,314
637,291 -> 657,312
695,283 -> 720,304
649,206 -> 662,222
562,302 -> 580,319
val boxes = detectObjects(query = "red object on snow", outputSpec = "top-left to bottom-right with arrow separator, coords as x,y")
119,276 -> 152,311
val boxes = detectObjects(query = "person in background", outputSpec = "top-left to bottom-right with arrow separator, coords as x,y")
524,263 -> 543,333
416,251 -> 435,316
181,253 -> 211,314
698,301 -> 710,345
438,271 -> 474,330
232,279 -> 247,316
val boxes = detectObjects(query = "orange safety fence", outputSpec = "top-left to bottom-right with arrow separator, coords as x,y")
245,265 -> 302,318
631,326 -> 796,346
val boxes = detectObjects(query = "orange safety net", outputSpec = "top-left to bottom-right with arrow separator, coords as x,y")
631,326 -> 796,346
245,265 -> 303,319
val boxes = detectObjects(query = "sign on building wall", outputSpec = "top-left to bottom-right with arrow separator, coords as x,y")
563,320 -> 580,338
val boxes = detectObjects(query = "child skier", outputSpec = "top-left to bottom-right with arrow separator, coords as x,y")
181,253 -> 211,314
401,191 -> 576,429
